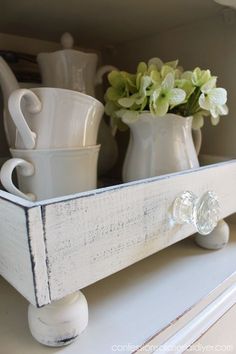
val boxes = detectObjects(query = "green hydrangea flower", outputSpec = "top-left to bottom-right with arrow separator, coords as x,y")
104,58 -> 228,129
199,77 -> 228,121
105,71 -> 136,102
150,73 -> 186,116
192,67 -> 212,87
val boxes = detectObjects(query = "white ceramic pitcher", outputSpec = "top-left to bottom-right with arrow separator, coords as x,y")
37,33 -> 117,97
122,113 -> 202,182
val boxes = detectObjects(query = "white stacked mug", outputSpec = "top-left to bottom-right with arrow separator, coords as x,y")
0,87 -> 104,201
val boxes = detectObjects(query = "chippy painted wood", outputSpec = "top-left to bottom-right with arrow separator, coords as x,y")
28,291 -> 88,346
152,282 -> 236,354
138,271 -> 236,353
0,191 -> 49,306
184,304 -> 236,354
41,161 -> 236,301
1,223 -> 236,353
1,161 -> 236,306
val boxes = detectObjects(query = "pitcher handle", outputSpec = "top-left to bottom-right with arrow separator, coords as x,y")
8,89 -> 42,149
94,65 -> 118,86
192,128 -> 202,156
0,158 -> 35,201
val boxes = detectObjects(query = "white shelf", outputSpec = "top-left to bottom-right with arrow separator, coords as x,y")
1,223 -> 236,353
0,0 -> 222,47
215,0 -> 236,9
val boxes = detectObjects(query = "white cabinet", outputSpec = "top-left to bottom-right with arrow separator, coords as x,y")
184,304 -> 236,353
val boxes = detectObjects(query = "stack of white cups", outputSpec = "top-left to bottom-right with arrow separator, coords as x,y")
0,87 -> 104,201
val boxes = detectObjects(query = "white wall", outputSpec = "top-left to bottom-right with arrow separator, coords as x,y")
109,9 -> 236,158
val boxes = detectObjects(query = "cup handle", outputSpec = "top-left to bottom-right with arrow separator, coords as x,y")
8,89 -> 42,149
0,158 -> 36,201
94,65 -> 118,86
192,128 -> 202,156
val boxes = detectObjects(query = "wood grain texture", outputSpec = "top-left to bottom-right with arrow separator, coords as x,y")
137,271 -> 236,353
0,198 -> 36,304
152,282 -> 236,354
0,193 -> 49,306
1,223 -> 236,353
1,161 -> 236,306
41,161 -> 236,301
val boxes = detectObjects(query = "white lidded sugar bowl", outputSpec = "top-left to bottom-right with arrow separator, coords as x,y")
37,32 -> 116,98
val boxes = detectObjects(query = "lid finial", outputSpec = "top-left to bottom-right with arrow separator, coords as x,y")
61,32 -> 74,49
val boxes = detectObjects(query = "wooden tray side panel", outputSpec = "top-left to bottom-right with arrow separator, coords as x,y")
0,198 -> 36,304
0,197 -> 50,307
42,163 -> 236,301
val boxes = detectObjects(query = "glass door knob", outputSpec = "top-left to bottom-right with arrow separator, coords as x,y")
172,191 -> 220,235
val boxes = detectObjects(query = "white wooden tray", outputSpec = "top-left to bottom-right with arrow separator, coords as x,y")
1,224 -> 236,353
0,160 -> 236,309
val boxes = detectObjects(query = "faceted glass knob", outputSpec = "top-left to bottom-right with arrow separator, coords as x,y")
172,191 -> 220,235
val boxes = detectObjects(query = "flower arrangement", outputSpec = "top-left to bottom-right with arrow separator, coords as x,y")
104,58 -> 228,130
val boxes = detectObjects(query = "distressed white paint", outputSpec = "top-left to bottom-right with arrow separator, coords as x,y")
185,304 -> 236,353
0,197 -> 36,304
0,192 -> 49,306
136,272 -> 236,353
28,291 -> 88,347
0,161 -> 236,306
42,161 -> 236,301
26,207 -> 50,306
1,224 -> 236,353
195,219 -> 230,250
151,282 -> 236,354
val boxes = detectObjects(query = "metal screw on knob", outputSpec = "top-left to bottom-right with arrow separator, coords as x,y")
172,190 -> 220,235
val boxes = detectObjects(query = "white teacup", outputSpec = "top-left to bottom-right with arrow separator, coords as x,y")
0,146 -> 100,201
8,87 -> 104,149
